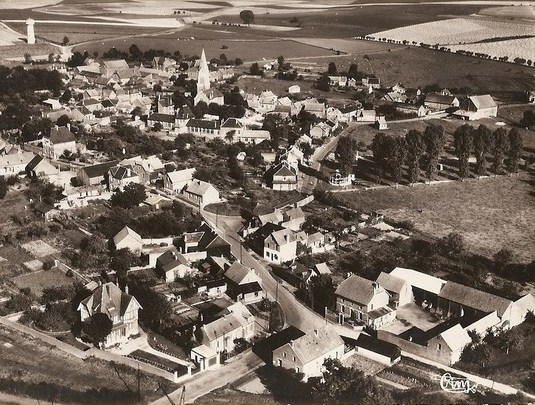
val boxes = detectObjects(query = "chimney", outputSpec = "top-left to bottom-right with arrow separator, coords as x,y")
372,281 -> 380,293
289,340 -> 294,347
125,284 -> 129,295
66,123 -> 71,131
54,125 -> 59,131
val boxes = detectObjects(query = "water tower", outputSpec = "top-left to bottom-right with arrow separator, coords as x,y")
26,18 -> 35,44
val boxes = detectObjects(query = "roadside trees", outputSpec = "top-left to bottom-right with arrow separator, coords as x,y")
453,124 -> 474,180
239,10 -> 254,25
506,128 -> 523,173
490,127 -> 509,174
423,125 -> 446,181
473,124 -> 492,176
405,129 -> 424,184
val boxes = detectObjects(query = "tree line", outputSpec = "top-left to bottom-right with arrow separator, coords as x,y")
370,124 -> 523,184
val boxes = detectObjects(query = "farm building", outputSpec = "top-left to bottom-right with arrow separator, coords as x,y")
78,160 -> 119,186
454,95 -> 498,120
424,93 -> 459,110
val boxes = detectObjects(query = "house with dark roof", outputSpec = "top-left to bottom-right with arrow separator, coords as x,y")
224,262 -> 266,304
25,155 -> 58,178
354,334 -> 401,366
147,113 -> 175,130
437,281 -> 519,327
108,164 -> 140,191
156,249 -> 193,282
264,162 -> 298,191
42,126 -> 77,159
186,119 -> 221,140
335,274 -> 395,329
253,326 -> 306,364
219,118 -> 244,141
77,282 -> 142,348
180,222 -> 232,260
77,160 -> 119,186
424,93 -> 460,110
273,327 -> 344,380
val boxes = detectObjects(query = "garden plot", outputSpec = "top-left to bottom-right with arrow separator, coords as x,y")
23,259 -> 43,272
21,240 -> 59,258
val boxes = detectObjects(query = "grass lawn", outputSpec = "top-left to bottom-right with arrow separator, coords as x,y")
0,324 -> 177,403
0,246 -> 35,281
11,268 -> 76,296
0,189 -> 30,234
339,172 -> 535,262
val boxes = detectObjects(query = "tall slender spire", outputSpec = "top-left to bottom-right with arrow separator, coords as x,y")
197,48 -> 210,95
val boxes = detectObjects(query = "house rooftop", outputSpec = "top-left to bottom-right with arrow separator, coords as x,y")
285,327 -> 344,365
335,274 -> 383,306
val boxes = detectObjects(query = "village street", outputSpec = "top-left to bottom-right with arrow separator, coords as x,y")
152,350 -> 263,405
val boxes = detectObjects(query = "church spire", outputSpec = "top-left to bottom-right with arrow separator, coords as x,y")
197,48 -> 210,95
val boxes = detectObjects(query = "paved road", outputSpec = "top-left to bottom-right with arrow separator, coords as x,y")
201,210 -> 362,340
152,349 -> 263,405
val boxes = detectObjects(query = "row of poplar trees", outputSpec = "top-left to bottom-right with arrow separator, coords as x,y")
371,124 -> 523,183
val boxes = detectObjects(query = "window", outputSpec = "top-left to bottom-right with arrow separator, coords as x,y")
283,352 -> 286,358
293,356 -> 296,361
437,343 -> 442,351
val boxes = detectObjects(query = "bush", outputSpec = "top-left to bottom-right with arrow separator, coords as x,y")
42,259 -> 55,270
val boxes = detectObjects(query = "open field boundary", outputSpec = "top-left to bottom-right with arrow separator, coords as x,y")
0,316 -> 187,383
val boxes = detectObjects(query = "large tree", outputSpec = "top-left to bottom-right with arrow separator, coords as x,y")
308,274 -> 336,314
0,176 -> 7,199
490,127 -> 509,174
506,128 -> 523,173
110,183 -> 147,209
327,62 -> 337,75
423,125 -> 446,180
473,124 -> 492,176
335,136 -> 358,176
82,313 -> 113,347
239,9 -> 254,25
307,359 -> 392,403
453,124 -> 474,180
371,132 -> 388,181
405,129 -> 425,184
386,136 -> 407,184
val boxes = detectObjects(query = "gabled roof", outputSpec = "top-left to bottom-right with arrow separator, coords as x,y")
439,324 -> 471,352
281,327 -> 344,365
439,281 -> 512,317
202,302 -> 253,342
186,119 -> 220,130
201,88 -> 224,99
314,263 -> 331,275
166,168 -> 195,185
335,274 -> 384,306
252,203 -> 275,217
25,155 -> 45,172
390,267 -> 446,295
468,94 -> 497,110
113,226 -> 142,247
109,165 -> 136,180
103,60 -> 129,70
148,113 -> 175,123
376,271 -> 407,294
224,262 -> 252,285
80,160 -> 119,179
425,93 -> 457,105
79,282 -> 141,320
49,126 -> 75,144
176,105 -> 195,120
272,162 -> 297,178
185,180 -> 216,197
284,207 -> 304,222
221,118 -> 243,129
268,228 -> 296,246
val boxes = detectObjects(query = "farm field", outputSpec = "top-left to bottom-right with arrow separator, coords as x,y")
0,324 -> 177,403
74,37 -> 335,61
371,17 -> 534,62
295,42 -> 535,93
478,4 -> 535,20
212,4 -> 486,38
339,172 -> 535,262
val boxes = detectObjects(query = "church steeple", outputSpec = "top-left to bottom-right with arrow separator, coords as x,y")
197,48 -> 210,94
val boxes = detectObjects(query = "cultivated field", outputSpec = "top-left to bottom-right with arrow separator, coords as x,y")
340,172 -> 535,262
478,5 -> 535,20
371,17 -> 534,62
74,36 -> 335,61
295,42 -> 535,93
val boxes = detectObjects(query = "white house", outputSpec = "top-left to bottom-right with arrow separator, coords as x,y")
163,168 -> 196,193
183,180 -> 220,207
113,226 -> 143,253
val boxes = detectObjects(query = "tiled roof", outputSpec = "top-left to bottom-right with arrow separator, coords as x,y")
439,281 -> 512,317
283,327 -> 344,365
335,274 -> 382,306
376,272 -> 407,294
49,126 -> 75,144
